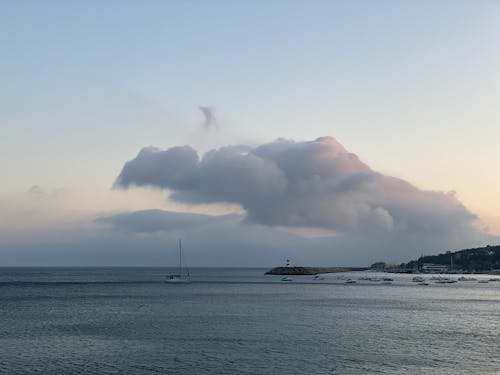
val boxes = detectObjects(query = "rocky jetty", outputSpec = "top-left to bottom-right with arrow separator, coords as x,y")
265,266 -> 368,275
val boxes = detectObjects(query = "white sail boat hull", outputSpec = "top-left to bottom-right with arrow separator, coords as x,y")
165,277 -> 190,284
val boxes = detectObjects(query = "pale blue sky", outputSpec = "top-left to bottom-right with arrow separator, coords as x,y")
1,1 -> 500,264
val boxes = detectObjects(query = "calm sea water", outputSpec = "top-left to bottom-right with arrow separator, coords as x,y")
0,267 -> 499,374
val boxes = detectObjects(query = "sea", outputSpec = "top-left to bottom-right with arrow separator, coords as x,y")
0,267 -> 499,374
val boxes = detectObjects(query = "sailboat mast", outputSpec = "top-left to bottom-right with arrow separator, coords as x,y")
178,238 -> 182,274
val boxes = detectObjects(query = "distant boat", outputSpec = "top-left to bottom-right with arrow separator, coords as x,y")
281,276 -> 293,282
165,239 -> 191,284
432,276 -> 456,284
458,276 -> 476,281
412,276 -> 425,283
382,277 -> 393,284
313,275 -> 324,281
345,278 -> 356,284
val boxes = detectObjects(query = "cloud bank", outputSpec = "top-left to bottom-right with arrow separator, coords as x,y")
96,209 -> 236,234
1,206 -> 494,266
115,136 -> 477,239
94,208 -> 492,266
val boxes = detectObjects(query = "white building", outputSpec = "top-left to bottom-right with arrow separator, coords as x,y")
421,263 -> 449,273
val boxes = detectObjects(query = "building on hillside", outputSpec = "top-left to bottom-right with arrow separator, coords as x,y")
421,263 -> 449,273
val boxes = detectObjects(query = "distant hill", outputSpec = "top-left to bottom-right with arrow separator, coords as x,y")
406,245 -> 500,272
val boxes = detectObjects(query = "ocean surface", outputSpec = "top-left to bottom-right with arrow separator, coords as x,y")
0,267 -> 499,374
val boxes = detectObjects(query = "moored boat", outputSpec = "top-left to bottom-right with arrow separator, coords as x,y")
165,239 -> 191,284
433,277 -> 456,284
458,276 -> 476,281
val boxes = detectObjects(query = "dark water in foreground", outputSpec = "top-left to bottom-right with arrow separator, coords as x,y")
0,267 -> 499,374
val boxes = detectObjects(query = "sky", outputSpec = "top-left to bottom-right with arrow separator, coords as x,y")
1,0 -> 500,266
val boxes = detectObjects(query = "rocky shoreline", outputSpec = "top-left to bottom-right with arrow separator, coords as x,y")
265,266 -> 369,275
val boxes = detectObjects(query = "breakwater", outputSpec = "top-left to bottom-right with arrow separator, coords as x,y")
265,266 -> 368,275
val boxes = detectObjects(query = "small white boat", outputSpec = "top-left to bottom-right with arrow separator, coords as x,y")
313,275 -> 324,280
412,276 -> 425,283
345,278 -> 356,284
281,276 -> 293,282
165,275 -> 191,283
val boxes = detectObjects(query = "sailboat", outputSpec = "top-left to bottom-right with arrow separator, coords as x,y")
165,239 -> 191,284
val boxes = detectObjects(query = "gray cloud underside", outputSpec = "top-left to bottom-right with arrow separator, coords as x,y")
94,209 -> 491,266
1,209 -> 495,266
115,136 -> 478,239
96,209 -> 238,233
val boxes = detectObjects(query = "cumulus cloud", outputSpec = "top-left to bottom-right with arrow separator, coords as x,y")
115,136 -> 478,240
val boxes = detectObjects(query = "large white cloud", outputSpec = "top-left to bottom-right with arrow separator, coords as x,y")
115,136 -> 477,238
